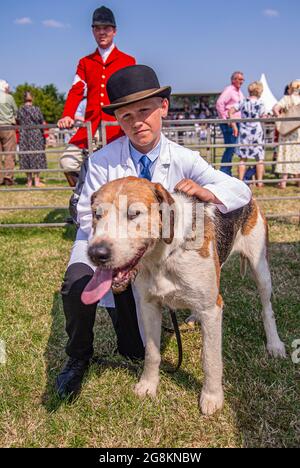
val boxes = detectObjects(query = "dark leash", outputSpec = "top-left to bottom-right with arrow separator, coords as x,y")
163,309 -> 183,373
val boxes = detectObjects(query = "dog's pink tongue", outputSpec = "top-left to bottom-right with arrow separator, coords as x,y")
81,268 -> 113,305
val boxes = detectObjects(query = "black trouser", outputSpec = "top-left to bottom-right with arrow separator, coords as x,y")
61,263 -> 145,361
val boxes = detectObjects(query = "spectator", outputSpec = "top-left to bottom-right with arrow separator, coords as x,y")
17,91 -> 47,187
216,71 -> 245,175
229,81 -> 266,187
272,84 -> 290,175
58,6 -> 136,187
0,79 -> 17,186
199,124 -> 208,141
273,80 -> 300,189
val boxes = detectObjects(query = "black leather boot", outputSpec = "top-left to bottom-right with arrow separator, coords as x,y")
56,357 -> 90,400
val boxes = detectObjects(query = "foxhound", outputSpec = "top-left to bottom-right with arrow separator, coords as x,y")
82,176 -> 286,415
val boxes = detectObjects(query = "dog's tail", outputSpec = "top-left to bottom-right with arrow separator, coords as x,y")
240,254 -> 248,278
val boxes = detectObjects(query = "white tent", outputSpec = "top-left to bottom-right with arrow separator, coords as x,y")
259,73 -> 278,114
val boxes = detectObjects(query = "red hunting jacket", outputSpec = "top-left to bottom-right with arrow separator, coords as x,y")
62,47 -> 136,149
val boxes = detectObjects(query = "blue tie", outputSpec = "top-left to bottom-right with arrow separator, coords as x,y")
140,155 -> 152,181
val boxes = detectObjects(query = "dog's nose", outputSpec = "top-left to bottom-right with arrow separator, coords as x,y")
88,242 -> 111,263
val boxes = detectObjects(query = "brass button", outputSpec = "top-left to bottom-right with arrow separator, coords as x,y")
100,93 -> 104,97
100,102 -> 104,106
101,84 -> 105,88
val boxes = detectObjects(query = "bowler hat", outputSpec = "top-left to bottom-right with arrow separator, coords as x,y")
103,65 -> 171,115
92,6 -> 116,27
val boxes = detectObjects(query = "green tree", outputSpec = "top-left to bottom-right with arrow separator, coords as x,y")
13,83 -> 65,123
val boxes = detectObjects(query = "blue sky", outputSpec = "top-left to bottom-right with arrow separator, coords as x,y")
1,0 -> 299,98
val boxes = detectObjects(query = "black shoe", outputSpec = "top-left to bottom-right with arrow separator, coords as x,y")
55,357 -> 90,400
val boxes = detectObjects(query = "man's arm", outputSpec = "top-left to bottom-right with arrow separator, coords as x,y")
228,106 -> 239,137
58,59 -> 86,129
216,87 -> 230,120
9,95 -> 18,121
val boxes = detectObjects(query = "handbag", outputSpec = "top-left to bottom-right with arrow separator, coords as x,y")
276,103 -> 300,136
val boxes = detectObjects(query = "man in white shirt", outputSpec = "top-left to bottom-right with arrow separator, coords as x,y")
56,65 -> 251,400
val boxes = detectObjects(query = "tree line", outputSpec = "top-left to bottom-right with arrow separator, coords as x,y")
13,84 -> 65,123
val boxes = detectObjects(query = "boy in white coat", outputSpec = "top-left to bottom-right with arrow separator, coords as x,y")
56,65 -> 251,400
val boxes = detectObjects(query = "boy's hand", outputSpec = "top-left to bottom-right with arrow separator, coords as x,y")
174,179 -> 222,204
175,179 -> 203,197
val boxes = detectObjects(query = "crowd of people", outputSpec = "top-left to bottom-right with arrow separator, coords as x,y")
167,98 -> 218,121
216,71 -> 300,188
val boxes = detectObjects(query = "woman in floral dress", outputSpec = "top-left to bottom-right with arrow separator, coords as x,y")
229,81 -> 266,187
17,91 -> 47,187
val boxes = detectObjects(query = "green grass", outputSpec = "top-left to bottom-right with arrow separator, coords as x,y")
0,157 -> 299,447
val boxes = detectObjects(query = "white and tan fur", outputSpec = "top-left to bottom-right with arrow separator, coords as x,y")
88,176 -> 286,415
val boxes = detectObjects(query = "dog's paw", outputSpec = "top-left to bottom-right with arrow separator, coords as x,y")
134,379 -> 158,398
199,389 -> 224,416
267,340 -> 286,358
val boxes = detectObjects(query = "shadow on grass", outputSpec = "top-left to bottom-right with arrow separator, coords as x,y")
42,291 -> 66,412
41,290 -> 199,413
43,209 -> 77,241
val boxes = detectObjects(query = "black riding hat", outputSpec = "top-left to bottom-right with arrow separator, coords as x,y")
103,65 -> 171,115
92,6 -> 116,28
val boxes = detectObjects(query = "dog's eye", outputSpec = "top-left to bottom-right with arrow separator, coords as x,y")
128,210 -> 141,220
95,206 -> 104,220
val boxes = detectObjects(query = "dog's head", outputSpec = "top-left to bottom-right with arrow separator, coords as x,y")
81,176 -> 175,304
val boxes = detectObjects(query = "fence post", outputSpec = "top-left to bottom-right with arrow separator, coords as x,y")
101,121 -> 107,147
86,121 -> 93,155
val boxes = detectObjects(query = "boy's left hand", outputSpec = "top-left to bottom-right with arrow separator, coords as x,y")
175,179 -> 208,200
174,179 -> 222,204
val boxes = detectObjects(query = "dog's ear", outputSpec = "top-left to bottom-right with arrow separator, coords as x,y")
154,183 -> 174,206
154,183 -> 175,244
91,192 -> 97,207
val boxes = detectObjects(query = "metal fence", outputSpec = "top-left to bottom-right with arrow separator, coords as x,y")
0,117 -> 299,228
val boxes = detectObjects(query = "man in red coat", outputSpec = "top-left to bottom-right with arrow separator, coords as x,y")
58,6 -> 136,186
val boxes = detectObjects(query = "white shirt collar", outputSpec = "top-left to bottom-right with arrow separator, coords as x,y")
129,138 -> 162,164
98,43 -> 115,63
